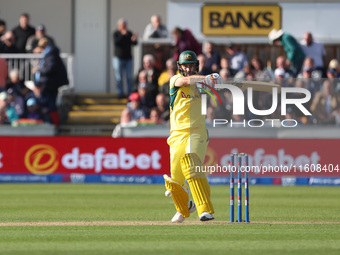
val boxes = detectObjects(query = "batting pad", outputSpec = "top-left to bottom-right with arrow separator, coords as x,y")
163,174 -> 190,218
181,153 -> 214,215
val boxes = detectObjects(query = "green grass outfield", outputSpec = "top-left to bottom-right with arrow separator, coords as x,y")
0,184 -> 339,255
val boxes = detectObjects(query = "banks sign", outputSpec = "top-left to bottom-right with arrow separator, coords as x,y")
201,4 -> 281,36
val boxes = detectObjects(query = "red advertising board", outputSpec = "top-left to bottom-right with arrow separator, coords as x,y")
0,137 -> 168,175
0,137 -> 339,177
206,138 -> 340,177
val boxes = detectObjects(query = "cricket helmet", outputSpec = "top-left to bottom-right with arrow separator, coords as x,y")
177,50 -> 199,76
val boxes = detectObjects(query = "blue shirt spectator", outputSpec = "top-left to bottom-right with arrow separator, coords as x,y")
126,92 -> 147,121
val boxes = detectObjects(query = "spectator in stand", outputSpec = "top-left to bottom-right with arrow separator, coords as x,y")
6,69 -> 29,98
268,29 -> 305,77
299,56 -> 322,79
223,90 -> 233,117
11,13 -> 35,53
113,18 -> 138,98
158,58 -> 177,96
310,79 -> 339,124
136,70 -> 156,114
203,42 -> 221,72
298,57 -> 322,98
250,57 -> 272,82
137,69 -> 150,89
300,32 -> 327,76
335,108 -> 340,125
327,59 -> 340,77
7,88 -> 25,118
23,97 -> 52,123
26,81 -> 55,121
274,67 -> 289,87
275,55 -> 293,78
220,56 -> 229,70
205,106 -> 216,128
0,56 -> 8,91
171,27 -> 202,61
245,72 -> 256,81
197,54 -> 211,75
220,56 -> 236,77
136,54 -> 160,102
225,43 -> 248,74
143,15 -> 168,40
0,31 -> 19,53
0,92 -> 19,125
26,24 -> 55,53
138,106 -> 165,126
138,82 -> 154,115
149,107 -> 163,124
335,107 -> 340,126
327,66 -> 338,79
285,107 -> 303,126
153,46 -> 166,72
112,108 -> 137,138
155,93 -> 170,122
234,63 -> 253,80
0,20 -> 6,37
290,79 -> 312,124
120,108 -> 133,125
126,92 -> 146,121
326,59 -> 340,92
33,38 -> 69,126
219,68 -> 231,82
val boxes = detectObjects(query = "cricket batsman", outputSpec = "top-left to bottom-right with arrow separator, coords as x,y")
164,50 -> 223,223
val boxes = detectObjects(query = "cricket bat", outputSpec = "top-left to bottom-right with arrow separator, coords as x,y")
226,80 -> 281,93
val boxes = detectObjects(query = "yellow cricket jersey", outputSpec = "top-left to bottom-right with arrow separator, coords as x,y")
169,73 -> 206,132
158,70 -> 179,86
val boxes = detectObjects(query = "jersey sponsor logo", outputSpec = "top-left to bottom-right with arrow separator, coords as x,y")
202,4 -> 281,35
181,93 -> 200,99
186,94 -> 200,99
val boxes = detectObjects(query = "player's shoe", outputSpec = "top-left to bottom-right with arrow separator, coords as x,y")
188,200 -> 196,213
171,212 -> 185,223
171,200 -> 196,223
199,212 -> 214,221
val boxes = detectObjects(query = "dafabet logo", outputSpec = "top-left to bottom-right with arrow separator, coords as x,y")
24,145 -> 162,174
25,144 -> 59,174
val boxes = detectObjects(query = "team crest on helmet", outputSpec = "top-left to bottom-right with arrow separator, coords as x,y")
184,54 -> 192,60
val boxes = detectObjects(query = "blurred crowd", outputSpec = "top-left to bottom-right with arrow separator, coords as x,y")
0,13 -> 68,126
1,13 -> 340,128
117,16 -> 340,127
